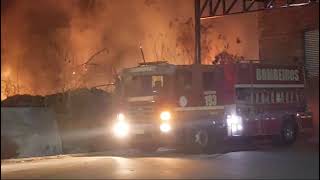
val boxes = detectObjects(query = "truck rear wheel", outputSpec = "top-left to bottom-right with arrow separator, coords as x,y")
274,121 -> 298,146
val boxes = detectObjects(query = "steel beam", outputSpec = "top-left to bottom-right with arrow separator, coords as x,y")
195,0 -> 201,64
193,0 -> 318,65
200,0 -> 318,19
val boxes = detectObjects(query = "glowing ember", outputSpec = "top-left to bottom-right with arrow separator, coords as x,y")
2,68 -> 11,79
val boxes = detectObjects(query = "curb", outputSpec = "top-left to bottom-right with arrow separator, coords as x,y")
1,154 -> 68,164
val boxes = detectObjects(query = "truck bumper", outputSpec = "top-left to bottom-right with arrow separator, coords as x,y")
113,123 -> 180,147
112,122 -> 227,148
129,131 -> 178,147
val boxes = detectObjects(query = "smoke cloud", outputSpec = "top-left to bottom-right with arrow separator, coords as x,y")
1,0 -> 194,98
1,0 -> 259,99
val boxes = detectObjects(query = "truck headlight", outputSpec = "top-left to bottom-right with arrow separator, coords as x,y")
113,120 -> 129,138
117,113 -> 125,121
160,123 -> 171,133
227,114 -> 243,135
113,113 -> 129,138
227,114 -> 242,127
160,111 -> 171,121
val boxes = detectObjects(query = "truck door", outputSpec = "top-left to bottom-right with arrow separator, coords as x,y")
201,71 -> 220,107
258,89 -> 280,135
175,69 -> 194,107
235,88 -> 262,136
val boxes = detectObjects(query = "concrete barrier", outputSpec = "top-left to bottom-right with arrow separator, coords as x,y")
1,107 -> 62,158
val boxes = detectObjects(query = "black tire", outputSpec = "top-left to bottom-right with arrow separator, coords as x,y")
186,127 -> 217,154
277,121 -> 298,146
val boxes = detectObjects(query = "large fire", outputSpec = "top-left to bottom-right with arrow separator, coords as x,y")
1,0 -> 259,100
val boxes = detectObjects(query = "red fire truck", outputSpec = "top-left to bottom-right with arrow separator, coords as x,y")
110,61 -> 313,152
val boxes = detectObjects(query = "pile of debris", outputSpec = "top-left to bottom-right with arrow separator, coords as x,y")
1,95 -> 45,107
213,51 -> 245,64
1,88 -> 111,108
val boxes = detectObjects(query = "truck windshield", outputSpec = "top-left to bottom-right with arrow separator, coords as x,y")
123,75 -> 168,97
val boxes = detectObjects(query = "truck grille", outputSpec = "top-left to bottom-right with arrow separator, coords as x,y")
128,103 -> 155,123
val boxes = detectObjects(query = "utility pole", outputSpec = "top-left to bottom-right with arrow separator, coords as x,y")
194,0 -> 201,64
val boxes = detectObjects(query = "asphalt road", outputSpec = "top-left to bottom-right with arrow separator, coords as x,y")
1,143 -> 319,179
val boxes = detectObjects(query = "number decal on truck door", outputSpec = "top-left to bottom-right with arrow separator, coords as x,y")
204,91 -> 217,106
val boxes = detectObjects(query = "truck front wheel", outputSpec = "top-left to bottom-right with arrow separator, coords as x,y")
186,128 -> 217,154
138,144 -> 159,153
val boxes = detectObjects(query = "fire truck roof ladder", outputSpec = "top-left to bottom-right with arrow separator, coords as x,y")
138,61 -> 169,66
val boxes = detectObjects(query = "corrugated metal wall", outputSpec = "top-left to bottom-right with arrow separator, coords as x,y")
304,29 -> 319,143
304,29 -> 319,77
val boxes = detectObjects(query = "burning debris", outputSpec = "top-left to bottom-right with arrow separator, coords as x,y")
1,87 -> 111,108
1,94 -> 45,107
213,51 -> 245,64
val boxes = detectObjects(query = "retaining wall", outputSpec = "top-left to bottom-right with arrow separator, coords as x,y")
1,107 -> 62,158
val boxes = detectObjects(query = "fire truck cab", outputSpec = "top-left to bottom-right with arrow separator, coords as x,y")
111,61 -> 313,152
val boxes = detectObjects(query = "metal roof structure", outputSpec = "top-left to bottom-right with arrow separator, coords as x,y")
194,0 -> 319,64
